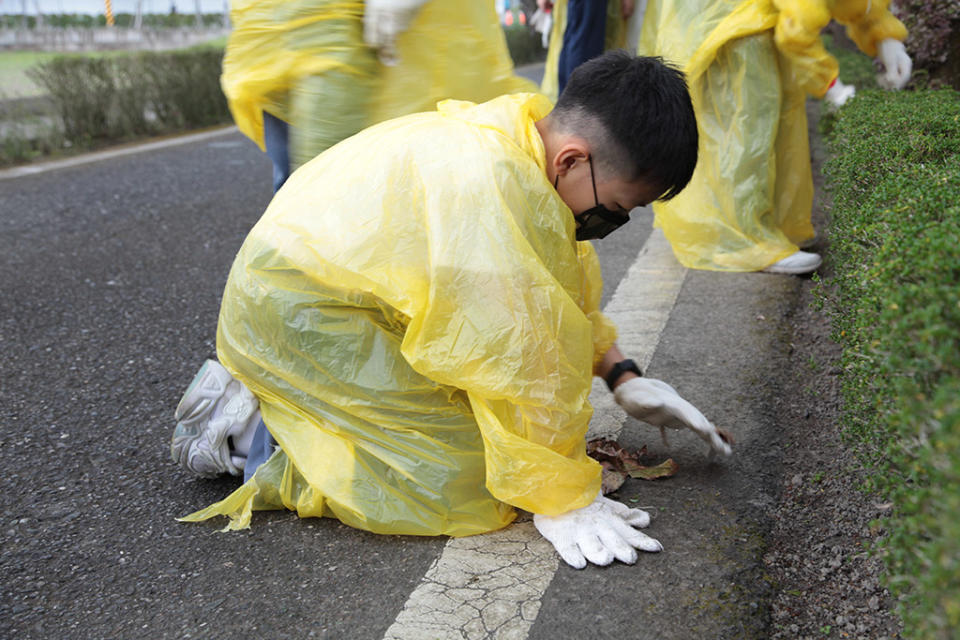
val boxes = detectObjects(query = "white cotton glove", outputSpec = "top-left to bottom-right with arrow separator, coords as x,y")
876,38 -> 912,90
614,377 -> 733,457
363,0 -> 428,66
534,492 -> 662,569
824,78 -> 856,109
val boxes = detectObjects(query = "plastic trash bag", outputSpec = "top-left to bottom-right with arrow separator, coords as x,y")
180,93 -> 615,536
636,0 -> 906,271
222,0 -> 536,167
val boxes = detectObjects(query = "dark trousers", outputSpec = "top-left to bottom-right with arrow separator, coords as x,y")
557,0 -> 608,95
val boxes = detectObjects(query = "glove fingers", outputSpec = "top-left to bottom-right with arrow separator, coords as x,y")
622,508 -> 651,528
555,540 -> 588,570
605,515 -> 657,550
575,531 -> 615,567
601,497 -> 651,528
709,430 -> 733,456
596,527 -> 638,565
533,517 -> 587,569
635,531 -> 664,553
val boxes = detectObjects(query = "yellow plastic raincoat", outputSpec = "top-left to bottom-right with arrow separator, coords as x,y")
637,0 -> 907,271
540,0 -> 628,102
180,93 -> 617,536
222,0 -> 536,167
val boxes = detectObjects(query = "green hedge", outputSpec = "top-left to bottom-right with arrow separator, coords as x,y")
25,46 -> 229,146
504,23 -> 547,66
820,88 -> 960,638
2,26 -> 540,166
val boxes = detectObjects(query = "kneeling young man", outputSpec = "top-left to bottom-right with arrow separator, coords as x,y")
171,51 -> 731,569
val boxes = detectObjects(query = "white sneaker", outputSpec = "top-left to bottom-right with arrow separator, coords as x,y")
762,251 -> 822,275
170,360 -> 260,478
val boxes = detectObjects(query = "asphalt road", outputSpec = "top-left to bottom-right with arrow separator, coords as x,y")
0,116 -> 808,638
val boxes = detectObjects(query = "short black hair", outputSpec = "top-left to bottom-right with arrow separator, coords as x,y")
551,50 -> 698,201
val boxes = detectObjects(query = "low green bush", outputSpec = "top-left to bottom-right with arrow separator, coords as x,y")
504,23 -> 547,66
24,46 -> 229,148
820,88 -> 960,638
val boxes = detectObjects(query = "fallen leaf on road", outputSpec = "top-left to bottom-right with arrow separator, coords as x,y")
587,438 -> 678,494
600,461 -> 627,494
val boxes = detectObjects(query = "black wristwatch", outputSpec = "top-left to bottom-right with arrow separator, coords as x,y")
604,358 -> 643,391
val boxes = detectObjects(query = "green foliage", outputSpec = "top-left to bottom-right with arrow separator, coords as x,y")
820,88 -> 960,639
0,13 -> 227,29
23,46 -> 229,148
503,24 -> 546,66
893,0 -> 960,69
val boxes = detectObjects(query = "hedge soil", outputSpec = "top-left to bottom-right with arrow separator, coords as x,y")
761,103 -> 902,639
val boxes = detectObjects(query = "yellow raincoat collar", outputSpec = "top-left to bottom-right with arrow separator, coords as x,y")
437,92 -> 553,172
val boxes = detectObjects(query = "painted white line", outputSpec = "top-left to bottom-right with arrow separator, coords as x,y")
382,227 -> 687,640
0,125 -> 238,180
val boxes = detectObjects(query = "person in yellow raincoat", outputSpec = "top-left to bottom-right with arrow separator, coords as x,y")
222,0 -> 536,192
538,0 -> 634,103
636,0 -> 911,273
170,52 -> 733,570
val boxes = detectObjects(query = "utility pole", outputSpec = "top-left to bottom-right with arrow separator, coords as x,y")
134,0 -> 143,29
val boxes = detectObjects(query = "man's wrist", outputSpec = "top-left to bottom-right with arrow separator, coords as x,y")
604,358 -> 642,391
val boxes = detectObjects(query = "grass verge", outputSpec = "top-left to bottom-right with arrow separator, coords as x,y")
818,87 -> 960,639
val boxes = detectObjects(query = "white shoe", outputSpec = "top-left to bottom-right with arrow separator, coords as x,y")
762,251 -> 822,275
170,360 -> 260,478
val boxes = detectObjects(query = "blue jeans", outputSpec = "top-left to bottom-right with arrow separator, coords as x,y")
557,0 -> 608,95
244,419 -> 277,482
263,110 -> 291,193
243,111 -> 291,481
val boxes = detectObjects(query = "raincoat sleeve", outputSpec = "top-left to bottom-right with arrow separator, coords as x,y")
833,0 -> 907,58
578,241 -> 618,369
772,0 -> 908,97
398,160 -> 603,518
771,0 -> 837,97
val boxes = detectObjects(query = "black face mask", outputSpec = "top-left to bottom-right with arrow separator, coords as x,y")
555,155 -> 631,241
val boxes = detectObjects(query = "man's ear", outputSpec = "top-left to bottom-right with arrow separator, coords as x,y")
553,139 -> 590,178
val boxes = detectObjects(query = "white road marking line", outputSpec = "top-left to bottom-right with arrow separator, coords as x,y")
382,228 -> 687,640
0,125 -> 238,180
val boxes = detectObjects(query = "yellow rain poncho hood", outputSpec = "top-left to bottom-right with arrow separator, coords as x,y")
181,93 -> 617,536
637,0 -> 907,271
221,0 -> 536,160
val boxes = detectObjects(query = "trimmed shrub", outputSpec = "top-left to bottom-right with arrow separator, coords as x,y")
893,0 -> 960,88
25,46 -> 229,147
27,56 -> 115,142
820,88 -> 960,638
503,23 -> 547,66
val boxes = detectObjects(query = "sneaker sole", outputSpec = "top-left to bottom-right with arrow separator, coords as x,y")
762,258 -> 822,275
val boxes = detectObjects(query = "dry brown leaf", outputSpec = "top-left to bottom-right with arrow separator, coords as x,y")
625,458 -> 678,480
586,437 -> 679,491
600,461 -> 628,494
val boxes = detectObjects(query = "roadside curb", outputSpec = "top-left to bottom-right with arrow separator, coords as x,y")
0,124 -> 238,181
